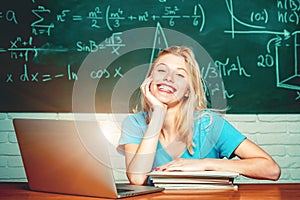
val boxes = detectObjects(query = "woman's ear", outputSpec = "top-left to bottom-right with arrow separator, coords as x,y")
184,89 -> 190,98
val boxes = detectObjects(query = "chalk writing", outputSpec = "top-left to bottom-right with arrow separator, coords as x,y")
4,64 -> 123,83
277,0 -> 300,25
31,6 -> 54,36
90,66 -> 123,79
215,56 -> 251,78
224,0 -> 300,98
9,37 -> 36,62
0,3 -> 205,36
76,32 -> 124,55
76,32 -> 126,55
257,53 -> 274,68
57,9 -> 71,22
19,64 -> 39,82
275,32 -> 300,91
0,0 -> 299,113
88,7 -> 103,29
4,64 -> 78,83
0,10 -> 18,24
296,91 -> 300,100
4,36 -> 68,62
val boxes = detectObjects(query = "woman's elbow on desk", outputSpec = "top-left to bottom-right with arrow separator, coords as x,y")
233,138 -> 281,181
267,161 -> 281,181
246,158 -> 281,181
126,172 -> 148,186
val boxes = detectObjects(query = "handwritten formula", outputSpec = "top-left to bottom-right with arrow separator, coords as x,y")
0,0 -> 299,113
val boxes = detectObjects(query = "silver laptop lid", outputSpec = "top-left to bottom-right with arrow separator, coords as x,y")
14,119 -> 119,198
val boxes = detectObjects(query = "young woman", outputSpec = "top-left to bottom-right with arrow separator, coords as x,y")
118,46 -> 281,185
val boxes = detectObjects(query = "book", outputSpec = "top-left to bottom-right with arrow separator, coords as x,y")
147,171 -> 239,191
150,177 -> 233,184
147,170 -> 239,179
152,183 -> 238,190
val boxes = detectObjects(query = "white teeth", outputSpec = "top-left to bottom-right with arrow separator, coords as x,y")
158,85 -> 175,93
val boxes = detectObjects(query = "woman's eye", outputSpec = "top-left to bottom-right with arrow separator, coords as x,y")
158,69 -> 166,72
176,73 -> 185,78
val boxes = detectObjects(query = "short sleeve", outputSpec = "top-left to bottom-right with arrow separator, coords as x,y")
117,112 -> 148,153
192,111 -> 246,159
209,112 -> 246,158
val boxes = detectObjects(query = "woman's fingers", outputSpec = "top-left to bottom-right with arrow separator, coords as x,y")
154,159 -> 205,172
140,77 -> 160,105
140,77 -> 152,96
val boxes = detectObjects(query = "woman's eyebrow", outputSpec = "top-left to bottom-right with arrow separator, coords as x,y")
155,63 -> 167,67
157,63 -> 186,70
155,63 -> 188,73
177,67 -> 187,72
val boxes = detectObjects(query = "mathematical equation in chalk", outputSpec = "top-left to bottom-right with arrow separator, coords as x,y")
0,32 -> 125,63
0,3 -> 205,36
3,64 -> 124,83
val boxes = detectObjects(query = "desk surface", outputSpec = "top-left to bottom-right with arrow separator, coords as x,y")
0,183 -> 300,200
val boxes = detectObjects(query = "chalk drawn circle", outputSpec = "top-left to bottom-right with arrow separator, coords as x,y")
71,26 -> 227,171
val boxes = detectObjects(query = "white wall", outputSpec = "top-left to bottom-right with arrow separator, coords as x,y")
0,112 -> 299,183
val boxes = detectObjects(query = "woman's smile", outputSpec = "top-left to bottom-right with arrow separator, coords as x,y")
157,83 -> 177,94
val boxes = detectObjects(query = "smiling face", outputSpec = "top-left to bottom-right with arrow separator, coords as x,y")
149,53 -> 190,107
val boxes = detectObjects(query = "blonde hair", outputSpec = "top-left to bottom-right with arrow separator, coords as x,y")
139,46 -> 208,155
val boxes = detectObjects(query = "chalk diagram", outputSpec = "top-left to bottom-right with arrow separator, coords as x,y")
224,0 -> 300,100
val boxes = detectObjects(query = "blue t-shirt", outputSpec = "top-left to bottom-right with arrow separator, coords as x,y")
118,110 -> 246,169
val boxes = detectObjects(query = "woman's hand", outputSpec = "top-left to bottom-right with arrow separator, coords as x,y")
140,76 -> 167,112
154,158 -> 208,172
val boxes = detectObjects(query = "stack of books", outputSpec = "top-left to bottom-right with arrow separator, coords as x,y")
147,171 -> 239,191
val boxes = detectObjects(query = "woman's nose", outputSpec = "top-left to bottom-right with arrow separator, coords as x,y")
163,71 -> 174,82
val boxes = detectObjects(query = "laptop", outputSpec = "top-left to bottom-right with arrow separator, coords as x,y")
13,118 -> 163,198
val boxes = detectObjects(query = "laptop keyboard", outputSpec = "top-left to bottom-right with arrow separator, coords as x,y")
117,188 -> 134,193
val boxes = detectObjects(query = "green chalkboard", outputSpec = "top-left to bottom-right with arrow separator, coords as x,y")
0,0 -> 299,113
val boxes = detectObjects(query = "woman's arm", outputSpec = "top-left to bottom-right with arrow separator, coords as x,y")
156,139 -> 281,181
124,106 -> 165,185
124,77 -> 167,185
214,138 -> 281,180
